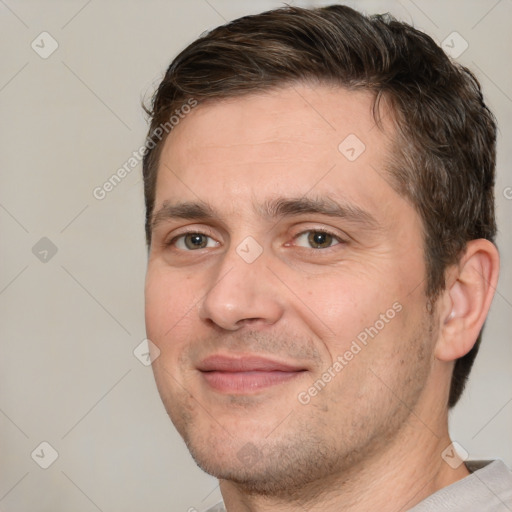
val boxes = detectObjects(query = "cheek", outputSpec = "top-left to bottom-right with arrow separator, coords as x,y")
295,263 -> 423,379
299,271 -> 397,341
144,265 -> 197,350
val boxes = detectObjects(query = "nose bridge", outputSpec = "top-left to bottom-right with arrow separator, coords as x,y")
198,236 -> 284,330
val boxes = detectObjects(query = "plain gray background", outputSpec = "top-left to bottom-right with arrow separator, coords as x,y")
1,1 -> 511,511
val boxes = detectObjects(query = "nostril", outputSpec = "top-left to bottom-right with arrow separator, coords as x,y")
236,317 -> 268,328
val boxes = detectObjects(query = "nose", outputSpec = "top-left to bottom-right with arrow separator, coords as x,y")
198,243 -> 285,331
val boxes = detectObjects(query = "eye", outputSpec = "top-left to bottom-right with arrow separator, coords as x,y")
294,230 -> 343,249
171,232 -> 219,250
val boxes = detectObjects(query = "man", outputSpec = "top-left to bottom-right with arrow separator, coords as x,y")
142,5 -> 511,511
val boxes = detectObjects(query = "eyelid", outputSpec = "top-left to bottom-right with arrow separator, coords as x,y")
163,226 -> 219,248
290,224 -> 348,241
162,225 -> 348,251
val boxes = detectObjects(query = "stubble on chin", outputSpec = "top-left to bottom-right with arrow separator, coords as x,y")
156,312 -> 436,500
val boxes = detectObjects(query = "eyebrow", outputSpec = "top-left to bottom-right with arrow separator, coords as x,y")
150,196 -> 380,231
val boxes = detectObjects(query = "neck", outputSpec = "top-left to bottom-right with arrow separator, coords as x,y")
219,395 -> 469,511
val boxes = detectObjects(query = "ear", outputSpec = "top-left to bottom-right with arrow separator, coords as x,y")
435,239 -> 500,361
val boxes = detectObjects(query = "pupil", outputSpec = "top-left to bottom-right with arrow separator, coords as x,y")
309,231 -> 331,248
187,234 -> 206,249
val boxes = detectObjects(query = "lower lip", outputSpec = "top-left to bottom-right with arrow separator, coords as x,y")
201,370 -> 303,393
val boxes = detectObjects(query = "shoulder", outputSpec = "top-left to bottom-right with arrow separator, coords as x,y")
409,460 -> 512,512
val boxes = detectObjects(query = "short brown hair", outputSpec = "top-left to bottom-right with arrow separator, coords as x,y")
142,5 -> 497,407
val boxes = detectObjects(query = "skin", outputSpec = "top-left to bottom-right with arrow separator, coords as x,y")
144,84 -> 499,511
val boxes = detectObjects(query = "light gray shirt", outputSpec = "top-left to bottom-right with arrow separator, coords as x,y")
204,460 -> 512,512
409,460 -> 512,511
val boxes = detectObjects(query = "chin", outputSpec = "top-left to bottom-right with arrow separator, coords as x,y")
183,429 -> 346,498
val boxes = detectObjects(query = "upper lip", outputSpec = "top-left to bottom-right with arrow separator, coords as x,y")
197,354 -> 306,372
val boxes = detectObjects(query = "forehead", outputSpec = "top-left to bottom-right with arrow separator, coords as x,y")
155,84 -> 399,218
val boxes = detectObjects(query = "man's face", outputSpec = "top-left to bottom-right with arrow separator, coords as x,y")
145,84 -> 437,493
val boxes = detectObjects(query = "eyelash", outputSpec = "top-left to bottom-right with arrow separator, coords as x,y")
291,229 -> 346,251
164,228 -> 346,251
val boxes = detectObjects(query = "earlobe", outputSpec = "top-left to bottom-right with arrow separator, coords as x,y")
435,239 -> 499,362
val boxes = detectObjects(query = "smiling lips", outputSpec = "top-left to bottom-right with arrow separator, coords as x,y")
197,355 -> 307,393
